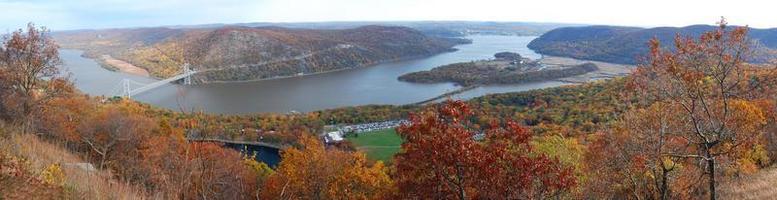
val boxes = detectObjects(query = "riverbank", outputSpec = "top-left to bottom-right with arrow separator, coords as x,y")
412,85 -> 479,105
540,56 -> 634,83
61,35 -> 550,114
98,55 -> 150,77
197,49 -> 459,84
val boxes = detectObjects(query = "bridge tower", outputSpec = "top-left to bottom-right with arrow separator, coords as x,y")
183,63 -> 192,85
122,79 -> 132,98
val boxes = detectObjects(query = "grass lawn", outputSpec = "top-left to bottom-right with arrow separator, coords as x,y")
345,128 -> 402,162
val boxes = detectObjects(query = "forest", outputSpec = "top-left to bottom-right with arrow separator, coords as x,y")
3,19 -> 777,199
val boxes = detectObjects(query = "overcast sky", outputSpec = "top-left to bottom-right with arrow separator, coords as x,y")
1,0 -> 775,31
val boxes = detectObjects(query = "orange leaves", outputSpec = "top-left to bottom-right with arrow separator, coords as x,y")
37,94 -> 94,142
727,100 -> 767,134
261,135 -> 391,199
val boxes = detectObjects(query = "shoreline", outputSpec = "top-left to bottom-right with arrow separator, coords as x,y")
411,85 -> 479,105
406,56 -> 632,106
98,55 -> 150,77
78,48 -> 459,84
196,49 -> 458,84
539,56 -> 635,83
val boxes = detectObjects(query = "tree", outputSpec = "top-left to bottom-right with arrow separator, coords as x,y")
261,135 -> 392,199
583,103 -> 689,199
78,102 -> 154,169
139,134 -> 194,198
185,142 -> 259,200
393,100 -> 576,199
36,94 -> 94,142
0,23 -> 68,128
629,18 -> 773,199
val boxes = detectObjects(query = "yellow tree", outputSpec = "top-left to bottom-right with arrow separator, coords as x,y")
327,153 -> 392,199
261,135 -> 391,199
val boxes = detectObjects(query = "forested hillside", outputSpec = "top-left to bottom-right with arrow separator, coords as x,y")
54,25 -> 468,82
528,24 -> 777,64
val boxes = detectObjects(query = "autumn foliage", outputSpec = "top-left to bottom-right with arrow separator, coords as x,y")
583,18 -> 777,199
261,135 -> 392,199
5,20 -> 777,199
0,23 -> 70,128
393,100 -> 576,199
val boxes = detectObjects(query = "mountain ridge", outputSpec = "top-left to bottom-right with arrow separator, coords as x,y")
528,24 -> 777,64
54,25 -> 469,82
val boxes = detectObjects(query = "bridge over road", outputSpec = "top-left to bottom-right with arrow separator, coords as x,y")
186,137 -> 283,149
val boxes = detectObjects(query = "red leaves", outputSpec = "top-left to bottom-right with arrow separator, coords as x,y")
394,100 -> 576,199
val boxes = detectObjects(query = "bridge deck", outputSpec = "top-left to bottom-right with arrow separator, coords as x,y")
130,71 -> 196,95
187,138 -> 283,149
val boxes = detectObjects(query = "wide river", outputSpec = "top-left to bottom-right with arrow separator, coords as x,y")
61,35 -> 571,114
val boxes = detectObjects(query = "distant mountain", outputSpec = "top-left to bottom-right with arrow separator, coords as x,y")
54,25 -> 469,82
528,25 -> 777,64
164,21 -> 578,37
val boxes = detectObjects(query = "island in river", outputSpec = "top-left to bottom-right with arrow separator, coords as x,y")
398,52 -> 599,87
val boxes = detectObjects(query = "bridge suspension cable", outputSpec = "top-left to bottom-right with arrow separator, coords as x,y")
113,63 -> 196,99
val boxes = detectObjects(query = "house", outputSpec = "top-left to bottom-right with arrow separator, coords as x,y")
325,131 -> 344,143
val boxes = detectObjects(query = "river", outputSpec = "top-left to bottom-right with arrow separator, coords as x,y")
60,35 -> 571,114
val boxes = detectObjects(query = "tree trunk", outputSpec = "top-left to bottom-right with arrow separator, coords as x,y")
455,164 -> 467,200
708,157 -> 716,200
661,167 -> 669,200
99,151 -> 108,170
458,186 -> 466,200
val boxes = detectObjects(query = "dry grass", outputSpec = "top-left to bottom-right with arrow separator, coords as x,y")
100,55 -> 150,77
540,56 -> 635,83
0,129 -> 148,200
719,167 -> 777,200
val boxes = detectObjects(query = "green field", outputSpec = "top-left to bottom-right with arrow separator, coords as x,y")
345,128 -> 402,162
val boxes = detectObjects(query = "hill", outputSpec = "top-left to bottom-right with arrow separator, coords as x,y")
54,25 -> 469,82
164,21 -> 577,37
528,25 -> 777,64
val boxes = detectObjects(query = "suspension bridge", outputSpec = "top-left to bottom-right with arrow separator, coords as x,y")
107,44 -> 358,98
109,64 -> 196,98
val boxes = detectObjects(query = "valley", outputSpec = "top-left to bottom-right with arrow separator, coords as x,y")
5,7 -> 777,197
60,35 -> 572,114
